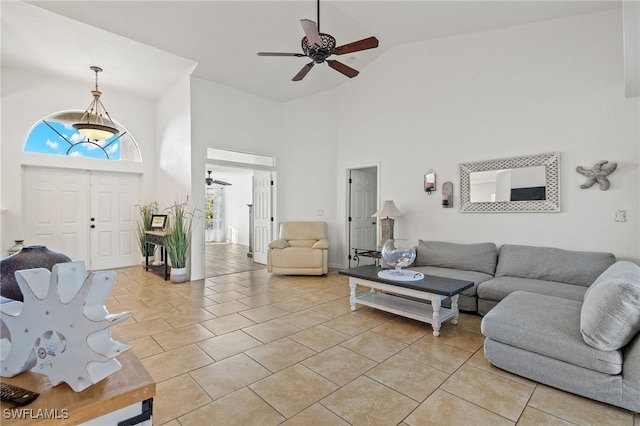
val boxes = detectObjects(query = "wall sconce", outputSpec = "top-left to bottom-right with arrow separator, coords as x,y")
372,200 -> 403,247
424,170 -> 436,195
442,181 -> 453,208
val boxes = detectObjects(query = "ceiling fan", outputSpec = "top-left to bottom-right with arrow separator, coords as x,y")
257,0 -> 379,81
206,171 -> 232,186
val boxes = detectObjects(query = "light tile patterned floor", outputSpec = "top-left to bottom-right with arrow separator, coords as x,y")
110,264 -> 639,425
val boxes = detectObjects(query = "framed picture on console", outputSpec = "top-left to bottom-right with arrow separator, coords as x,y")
150,214 -> 168,230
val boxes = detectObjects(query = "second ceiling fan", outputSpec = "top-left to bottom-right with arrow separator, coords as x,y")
257,0 -> 379,81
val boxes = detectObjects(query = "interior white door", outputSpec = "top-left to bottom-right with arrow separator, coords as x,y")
349,167 -> 378,266
23,166 -> 90,262
89,171 -> 140,270
252,171 -> 272,265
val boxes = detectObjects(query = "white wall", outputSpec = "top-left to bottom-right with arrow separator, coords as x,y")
281,10 -> 639,264
0,67 -> 156,253
190,78 -> 282,275
280,90 -> 341,265
3,9 -> 638,273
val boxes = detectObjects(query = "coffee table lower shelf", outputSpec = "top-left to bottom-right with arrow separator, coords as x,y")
355,292 -> 456,326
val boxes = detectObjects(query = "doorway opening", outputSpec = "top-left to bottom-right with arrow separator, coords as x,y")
346,165 -> 379,268
204,148 -> 276,278
204,165 -> 265,277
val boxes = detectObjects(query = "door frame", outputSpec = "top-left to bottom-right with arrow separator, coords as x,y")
203,162 -> 277,270
345,162 -> 380,268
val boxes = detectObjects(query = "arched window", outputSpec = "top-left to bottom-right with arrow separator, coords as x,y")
25,110 -> 141,162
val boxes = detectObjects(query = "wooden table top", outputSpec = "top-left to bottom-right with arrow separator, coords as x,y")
1,334 -> 155,425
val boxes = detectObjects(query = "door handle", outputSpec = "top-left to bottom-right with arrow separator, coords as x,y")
90,218 -> 95,222
90,225 -> 95,229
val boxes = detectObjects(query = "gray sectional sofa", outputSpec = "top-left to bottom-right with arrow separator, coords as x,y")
410,240 -> 640,412
482,261 -> 640,412
411,240 -> 616,315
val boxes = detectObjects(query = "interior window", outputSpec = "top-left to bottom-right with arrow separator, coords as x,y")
24,110 -> 141,162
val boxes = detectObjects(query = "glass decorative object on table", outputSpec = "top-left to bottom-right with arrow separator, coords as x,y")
378,239 -> 423,281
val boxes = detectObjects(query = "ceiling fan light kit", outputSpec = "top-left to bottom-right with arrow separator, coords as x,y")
257,0 -> 379,81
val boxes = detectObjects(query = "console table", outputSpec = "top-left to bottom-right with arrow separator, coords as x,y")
145,230 -> 169,280
352,248 -> 381,266
339,265 -> 473,336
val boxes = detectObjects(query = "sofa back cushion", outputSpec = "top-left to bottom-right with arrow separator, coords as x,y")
280,222 -> 328,241
580,261 -> 640,351
495,245 -> 615,286
416,240 -> 497,275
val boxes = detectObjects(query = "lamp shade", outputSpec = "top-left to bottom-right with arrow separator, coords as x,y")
372,200 -> 403,218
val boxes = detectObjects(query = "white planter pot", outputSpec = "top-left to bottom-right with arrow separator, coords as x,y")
170,267 -> 187,283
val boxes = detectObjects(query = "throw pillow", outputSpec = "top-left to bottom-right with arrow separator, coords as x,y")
580,261 -> 640,351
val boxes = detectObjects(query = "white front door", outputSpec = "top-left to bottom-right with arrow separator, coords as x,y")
349,167 -> 378,266
23,166 -> 90,262
252,171 -> 273,265
89,171 -> 140,270
23,166 -> 140,270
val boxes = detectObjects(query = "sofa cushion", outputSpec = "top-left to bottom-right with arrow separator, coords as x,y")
580,261 -> 640,352
269,247 -> 324,268
268,239 -> 290,249
412,266 -> 493,298
280,221 -> 328,240
288,239 -> 317,248
495,245 -> 615,287
477,276 -> 588,303
415,240 -> 497,276
481,291 -> 623,375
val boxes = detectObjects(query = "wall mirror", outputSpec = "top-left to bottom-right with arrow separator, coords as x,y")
460,152 -> 560,212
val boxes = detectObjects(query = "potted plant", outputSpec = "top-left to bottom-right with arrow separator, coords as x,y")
164,198 -> 196,283
136,202 -> 159,264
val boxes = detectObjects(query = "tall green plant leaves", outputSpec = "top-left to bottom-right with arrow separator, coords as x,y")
136,202 -> 158,256
165,198 -> 195,269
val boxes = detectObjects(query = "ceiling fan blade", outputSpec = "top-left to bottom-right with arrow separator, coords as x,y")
326,60 -> 359,78
333,36 -> 379,55
257,52 -> 306,57
212,180 -> 232,186
292,62 -> 314,81
300,19 -> 321,46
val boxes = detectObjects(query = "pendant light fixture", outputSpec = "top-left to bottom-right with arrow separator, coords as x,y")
73,66 -> 119,141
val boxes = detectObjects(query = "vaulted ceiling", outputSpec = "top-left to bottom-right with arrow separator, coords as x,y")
2,1 -> 634,102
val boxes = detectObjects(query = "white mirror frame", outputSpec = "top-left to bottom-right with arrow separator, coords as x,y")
460,152 -> 561,213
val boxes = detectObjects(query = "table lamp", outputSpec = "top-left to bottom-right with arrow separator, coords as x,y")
372,200 -> 403,247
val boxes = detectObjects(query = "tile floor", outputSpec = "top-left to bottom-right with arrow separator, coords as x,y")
205,242 -> 264,278
110,265 -> 640,426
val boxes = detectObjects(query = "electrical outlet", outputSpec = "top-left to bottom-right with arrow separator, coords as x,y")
614,210 -> 627,222
317,210 -> 324,216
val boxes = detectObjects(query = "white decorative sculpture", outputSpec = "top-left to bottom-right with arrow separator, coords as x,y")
0,261 -> 132,392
